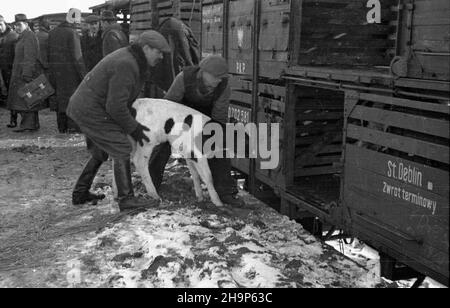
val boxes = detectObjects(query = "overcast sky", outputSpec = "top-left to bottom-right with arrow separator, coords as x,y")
1,0 -> 102,22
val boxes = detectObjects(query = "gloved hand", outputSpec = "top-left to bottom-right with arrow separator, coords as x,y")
130,123 -> 150,147
22,75 -> 33,83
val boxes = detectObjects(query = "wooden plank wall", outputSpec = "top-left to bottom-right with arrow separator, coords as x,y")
130,0 -> 201,40
407,0 -> 450,81
130,0 -> 153,36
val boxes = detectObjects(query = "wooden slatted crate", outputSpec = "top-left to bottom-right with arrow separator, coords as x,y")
297,0 -> 398,68
294,86 -> 345,178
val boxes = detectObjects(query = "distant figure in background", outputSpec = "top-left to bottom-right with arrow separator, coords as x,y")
0,14 -> 19,126
100,10 -> 128,57
81,15 -> 103,72
159,17 -> 200,87
48,8 -> 86,133
152,17 -> 200,93
7,14 -> 45,132
120,22 -> 130,40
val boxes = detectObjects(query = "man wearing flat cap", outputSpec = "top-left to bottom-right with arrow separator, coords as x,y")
7,14 -> 45,132
149,55 -> 245,208
67,30 -> 170,212
100,10 -> 128,57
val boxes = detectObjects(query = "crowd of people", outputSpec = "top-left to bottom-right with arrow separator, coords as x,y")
0,8 -> 128,133
0,7 -> 244,211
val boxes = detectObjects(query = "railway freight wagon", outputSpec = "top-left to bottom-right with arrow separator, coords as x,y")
199,0 -> 449,286
130,0 -> 449,285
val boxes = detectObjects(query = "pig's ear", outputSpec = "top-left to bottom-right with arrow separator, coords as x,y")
130,107 -> 137,119
183,114 -> 193,130
164,118 -> 175,134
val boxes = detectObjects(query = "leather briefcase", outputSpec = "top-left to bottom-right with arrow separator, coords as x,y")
18,74 -> 55,109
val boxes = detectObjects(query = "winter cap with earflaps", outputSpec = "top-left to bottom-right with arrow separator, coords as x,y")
137,30 -> 171,53
199,55 -> 229,79
66,8 -> 82,24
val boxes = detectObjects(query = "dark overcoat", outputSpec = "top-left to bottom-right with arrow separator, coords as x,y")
48,22 -> 86,113
36,29 -> 49,69
7,28 -> 45,111
0,26 -> 19,73
102,24 -> 128,57
81,30 -> 103,71
67,46 -> 148,160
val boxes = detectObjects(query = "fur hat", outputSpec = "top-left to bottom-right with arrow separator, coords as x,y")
66,8 -> 82,24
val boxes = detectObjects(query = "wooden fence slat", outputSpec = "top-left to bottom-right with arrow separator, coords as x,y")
346,124 -> 449,164
350,105 -> 450,139
295,166 -> 342,177
230,91 -> 253,105
359,93 -> 450,114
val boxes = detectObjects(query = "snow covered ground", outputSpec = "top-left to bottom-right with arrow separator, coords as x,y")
63,160 -> 377,288
326,238 -> 446,288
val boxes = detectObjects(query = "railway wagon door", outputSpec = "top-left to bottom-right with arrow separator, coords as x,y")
224,0 -> 256,176
342,91 -> 449,285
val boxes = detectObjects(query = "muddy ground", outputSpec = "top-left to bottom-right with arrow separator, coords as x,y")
0,107 -> 437,288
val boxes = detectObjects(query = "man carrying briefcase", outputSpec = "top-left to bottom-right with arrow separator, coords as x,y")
7,14 -> 46,132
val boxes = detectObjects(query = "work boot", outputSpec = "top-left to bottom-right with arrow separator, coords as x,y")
220,194 -> 245,208
6,111 -> 17,128
114,159 -> 157,211
72,157 -> 106,205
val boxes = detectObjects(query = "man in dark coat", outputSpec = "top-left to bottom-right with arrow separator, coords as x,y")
36,19 -> 50,70
148,55 -> 244,207
153,17 -> 200,92
67,30 -> 170,212
100,10 -> 128,57
48,9 -> 86,133
7,14 -> 45,132
0,15 -> 19,125
81,15 -> 102,72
